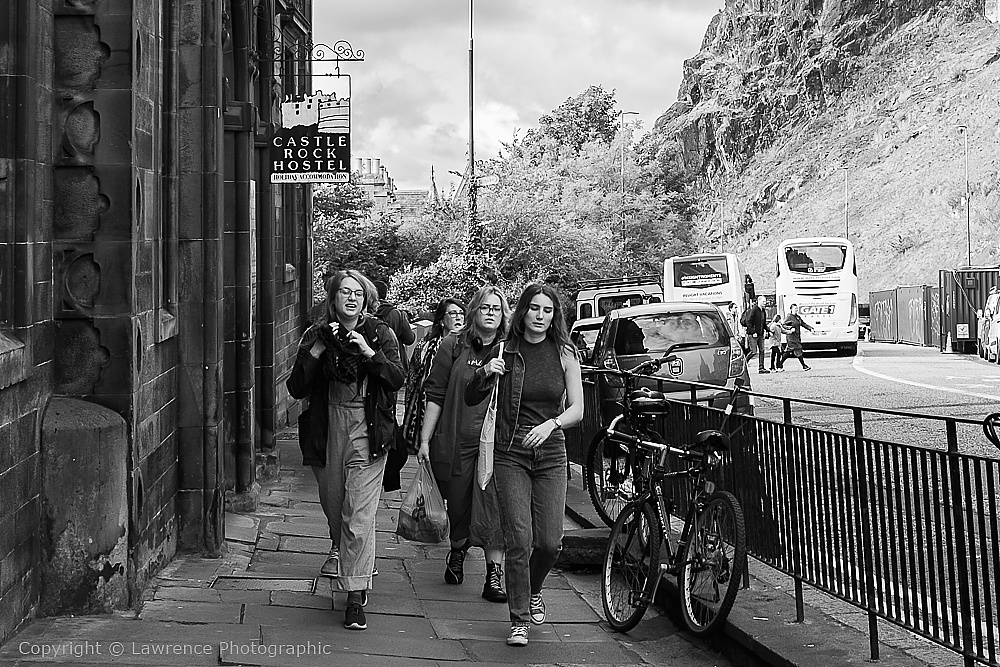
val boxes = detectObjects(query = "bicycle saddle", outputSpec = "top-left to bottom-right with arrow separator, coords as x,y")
629,388 -> 669,414
692,429 -> 730,452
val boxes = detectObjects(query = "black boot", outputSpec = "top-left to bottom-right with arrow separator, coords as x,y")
482,561 -> 507,603
444,545 -> 468,585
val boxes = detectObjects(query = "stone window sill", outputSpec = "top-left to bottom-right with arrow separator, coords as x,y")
156,308 -> 178,343
284,263 -> 297,283
0,329 -> 28,390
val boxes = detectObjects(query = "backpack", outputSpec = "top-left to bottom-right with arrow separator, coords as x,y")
739,307 -> 752,328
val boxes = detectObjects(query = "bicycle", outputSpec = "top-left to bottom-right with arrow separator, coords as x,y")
600,356 -> 747,636
585,341 -> 704,526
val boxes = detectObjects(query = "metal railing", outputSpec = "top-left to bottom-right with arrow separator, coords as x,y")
566,370 -> 1000,667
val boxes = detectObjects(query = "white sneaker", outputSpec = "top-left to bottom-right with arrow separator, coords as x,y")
506,624 -> 529,646
320,549 -> 339,578
529,593 -> 545,625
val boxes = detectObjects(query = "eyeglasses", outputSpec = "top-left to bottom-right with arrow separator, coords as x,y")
478,305 -> 503,314
337,287 -> 365,299
445,310 -> 465,317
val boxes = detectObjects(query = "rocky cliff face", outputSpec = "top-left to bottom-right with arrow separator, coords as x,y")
649,0 -> 1000,297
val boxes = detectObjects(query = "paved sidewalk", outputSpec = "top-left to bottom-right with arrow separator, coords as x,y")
1,435 -> 643,667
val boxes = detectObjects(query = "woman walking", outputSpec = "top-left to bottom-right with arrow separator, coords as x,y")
780,303 -> 815,371
466,283 -> 584,647
401,297 -> 466,451
417,287 -> 509,603
286,270 -> 404,631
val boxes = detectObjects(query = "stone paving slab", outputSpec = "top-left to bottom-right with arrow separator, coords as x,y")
241,603 -> 337,629
2,618 -> 258,665
269,590 -> 332,610
460,636 -> 641,663
278,535 -> 332,553
138,600 -> 243,624
260,519 -> 329,538
432,619 -> 611,643
258,620 -> 469,661
419,599 -> 512,622
224,513 -> 259,544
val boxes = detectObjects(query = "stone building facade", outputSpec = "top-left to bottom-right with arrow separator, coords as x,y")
0,0 -> 316,643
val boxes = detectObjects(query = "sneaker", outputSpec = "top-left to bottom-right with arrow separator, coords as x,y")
320,549 -> 339,578
344,602 -> 367,630
482,562 -> 507,603
758,368 -> 770,374
444,546 -> 467,585
506,624 -> 529,646
529,593 -> 545,625
802,365 -> 812,371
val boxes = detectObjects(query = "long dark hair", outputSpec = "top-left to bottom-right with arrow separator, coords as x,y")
510,283 -> 571,351
426,297 -> 467,341
318,270 -> 379,325
459,285 -> 510,348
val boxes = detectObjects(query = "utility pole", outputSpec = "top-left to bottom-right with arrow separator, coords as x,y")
842,166 -> 849,240
465,0 -> 480,254
619,111 -> 639,258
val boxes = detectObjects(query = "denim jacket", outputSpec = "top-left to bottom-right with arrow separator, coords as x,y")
464,336 -> 567,451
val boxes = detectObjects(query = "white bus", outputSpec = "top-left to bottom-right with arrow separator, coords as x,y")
663,253 -> 750,324
775,237 -> 859,354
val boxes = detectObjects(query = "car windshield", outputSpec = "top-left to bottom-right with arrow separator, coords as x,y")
614,311 -> 728,355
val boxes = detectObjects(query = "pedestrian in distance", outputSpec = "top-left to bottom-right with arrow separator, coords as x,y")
286,270 -> 404,631
401,298 -> 466,453
725,302 -> 746,355
465,283 -> 584,647
744,295 -> 770,374
780,303 -> 815,371
768,314 -> 783,371
417,287 -> 509,604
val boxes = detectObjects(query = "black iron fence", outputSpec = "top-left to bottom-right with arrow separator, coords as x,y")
566,370 -> 1000,667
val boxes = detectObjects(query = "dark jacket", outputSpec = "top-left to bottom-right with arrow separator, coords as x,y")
286,316 -> 404,466
781,313 -> 814,349
464,336 -> 567,452
376,302 -> 415,373
746,305 -> 768,337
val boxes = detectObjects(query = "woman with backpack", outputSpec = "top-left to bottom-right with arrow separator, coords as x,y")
286,270 -> 405,631
417,286 -> 510,605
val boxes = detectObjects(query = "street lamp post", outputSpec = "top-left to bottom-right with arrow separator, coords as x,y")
619,111 -> 639,257
957,125 -> 971,267
842,167 -> 849,240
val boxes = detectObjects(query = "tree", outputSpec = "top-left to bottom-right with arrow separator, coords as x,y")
522,85 -> 619,157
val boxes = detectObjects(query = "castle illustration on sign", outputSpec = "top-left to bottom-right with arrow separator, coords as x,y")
281,92 -> 350,133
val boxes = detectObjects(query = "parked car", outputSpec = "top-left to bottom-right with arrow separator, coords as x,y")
589,302 -> 753,422
571,316 -> 605,364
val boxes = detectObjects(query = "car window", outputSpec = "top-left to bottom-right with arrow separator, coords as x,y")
614,312 -> 728,355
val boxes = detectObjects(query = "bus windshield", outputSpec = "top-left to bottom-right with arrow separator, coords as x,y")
672,256 -> 730,288
785,244 -> 847,273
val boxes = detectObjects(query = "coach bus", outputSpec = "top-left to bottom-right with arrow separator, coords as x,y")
775,237 -> 859,355
662,252 -> 749,319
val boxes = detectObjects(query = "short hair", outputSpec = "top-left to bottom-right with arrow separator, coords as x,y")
459,286 -> 510,346
320,270 -> 379,323
373,280 -> 389,300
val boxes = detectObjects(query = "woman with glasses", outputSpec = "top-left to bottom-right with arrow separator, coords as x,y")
465,283 -> 584,647
418,286 -> 510,604
286,270 -> 404,632
401,297 -> 467,452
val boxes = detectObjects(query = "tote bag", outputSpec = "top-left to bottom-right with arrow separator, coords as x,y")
477,341 -> 503,490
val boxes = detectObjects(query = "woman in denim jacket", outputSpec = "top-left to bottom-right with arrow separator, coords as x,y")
286,270 -> 404,632
465,283 -> 584,647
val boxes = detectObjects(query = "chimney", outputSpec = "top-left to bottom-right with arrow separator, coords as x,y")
373,158 -> 381,174
364,158 -> 372,174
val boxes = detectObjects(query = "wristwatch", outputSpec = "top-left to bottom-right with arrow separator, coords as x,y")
552,417 -> 563,430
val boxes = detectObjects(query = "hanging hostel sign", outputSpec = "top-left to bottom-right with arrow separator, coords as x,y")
271,88 -> 351,183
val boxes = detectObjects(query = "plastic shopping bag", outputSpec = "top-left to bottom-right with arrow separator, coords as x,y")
396,459 -> 450,544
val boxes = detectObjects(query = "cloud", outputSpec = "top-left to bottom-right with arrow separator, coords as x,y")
313,1 -> 725,190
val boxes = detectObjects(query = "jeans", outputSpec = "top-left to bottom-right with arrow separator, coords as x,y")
493,425 -> 567,624
747,334 -> 766,369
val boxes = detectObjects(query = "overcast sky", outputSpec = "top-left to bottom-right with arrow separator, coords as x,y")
313,1 -> 726,192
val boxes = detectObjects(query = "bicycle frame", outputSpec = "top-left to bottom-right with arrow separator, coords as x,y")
604,417 -> 723,608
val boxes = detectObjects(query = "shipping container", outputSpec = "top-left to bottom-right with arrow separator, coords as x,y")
939,268 -> 1000,353
870,290 -> 897,343
896,285 -> 928,346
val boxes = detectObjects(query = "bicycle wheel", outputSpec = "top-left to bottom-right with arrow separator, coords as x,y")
602,499 -> 662,633
679,490 -> 746,636
586,431 -> 638,526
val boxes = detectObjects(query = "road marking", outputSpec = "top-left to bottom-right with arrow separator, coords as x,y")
854,354 -> 1000,401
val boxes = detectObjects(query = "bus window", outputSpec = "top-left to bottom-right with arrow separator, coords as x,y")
785,245 -> 846,273
673,257 -> 730,288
